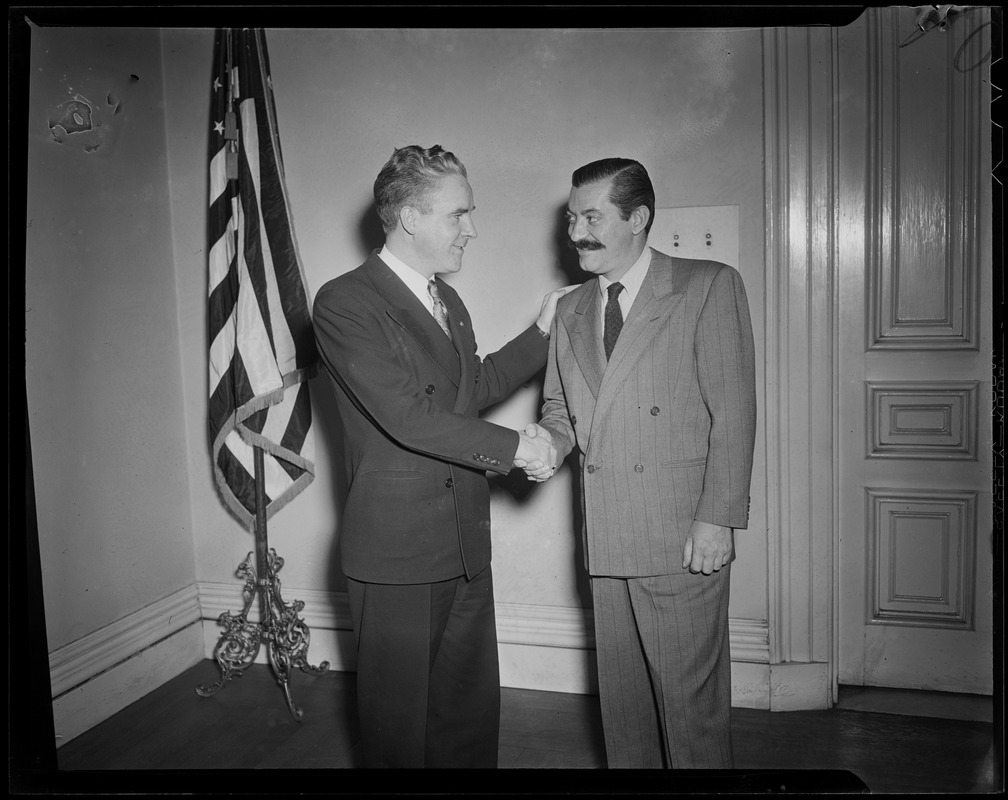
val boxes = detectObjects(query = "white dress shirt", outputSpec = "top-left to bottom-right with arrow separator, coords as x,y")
378,245 -> 438,319
597,245 -> 652,329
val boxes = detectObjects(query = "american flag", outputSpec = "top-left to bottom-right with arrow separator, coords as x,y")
207,28 -> 316,528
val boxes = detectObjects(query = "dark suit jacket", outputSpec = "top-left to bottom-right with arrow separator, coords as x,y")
312,250 -> 548,584
541,248 -> 757,577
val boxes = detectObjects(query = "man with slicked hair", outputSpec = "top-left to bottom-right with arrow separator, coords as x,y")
313,144 -> 570,768
519,157 -> 756,769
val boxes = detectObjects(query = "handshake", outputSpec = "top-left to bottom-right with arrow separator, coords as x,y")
513,423 -> 560,482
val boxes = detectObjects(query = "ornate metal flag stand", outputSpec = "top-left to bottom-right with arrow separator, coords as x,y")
196,446 -> 329,720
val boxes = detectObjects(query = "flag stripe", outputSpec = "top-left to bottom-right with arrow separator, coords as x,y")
208,306 -> 236,396
218,436 -> 257,516
207,28 -> 316,529
208,248 -> 238,347
244,33 -> 316,371
235,118 -> 278,364
277,382 -> 313,481
208,227 -> 236,298
280,381 -> 312,455
262,449 -> 295,500
237,97 -> 294,375
209,147 -> 230,207
235,248 -> 282,398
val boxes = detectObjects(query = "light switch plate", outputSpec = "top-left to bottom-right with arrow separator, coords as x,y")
649,205 -> 739,268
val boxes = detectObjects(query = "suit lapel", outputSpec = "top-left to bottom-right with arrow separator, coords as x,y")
566,282 -> 606,399
436,278 -> 475,414
363,254 -> 461,388
594,249 -> 685,423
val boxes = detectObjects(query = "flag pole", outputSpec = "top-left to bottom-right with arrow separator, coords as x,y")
251,444 -> 331,720
196,445 -> 330,721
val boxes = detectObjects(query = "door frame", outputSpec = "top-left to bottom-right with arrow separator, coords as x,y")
762,22 -> 840,708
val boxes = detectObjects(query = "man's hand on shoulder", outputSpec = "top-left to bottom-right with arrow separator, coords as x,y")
536,285 -> 578,335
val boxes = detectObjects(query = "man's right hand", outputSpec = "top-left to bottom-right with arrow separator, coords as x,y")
513,423 -> 559,481
536,285 -> 578,335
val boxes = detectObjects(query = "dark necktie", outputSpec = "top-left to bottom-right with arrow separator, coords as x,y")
603,282 -> 624,360
428,279 -> 452,338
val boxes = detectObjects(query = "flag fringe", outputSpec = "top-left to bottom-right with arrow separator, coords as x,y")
261,470 -> 315,523
210,422 -> 315,533
210,456 -> 315,532
235,424 -> 314,474
210,424 -> 255,530
232,363 -> 316,433
211,465 -> 255,530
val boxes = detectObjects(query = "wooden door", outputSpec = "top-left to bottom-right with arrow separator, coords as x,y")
835,7 -> 994,693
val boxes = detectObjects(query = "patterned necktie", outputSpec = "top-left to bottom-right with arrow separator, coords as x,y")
428,279 -> 452,338
603,282 -> 624,360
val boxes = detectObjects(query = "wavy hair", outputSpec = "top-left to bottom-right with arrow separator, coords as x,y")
373,145 -> 468,234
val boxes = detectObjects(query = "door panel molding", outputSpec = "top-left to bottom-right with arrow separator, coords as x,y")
866,380 -> 980,459
865,8 -> 982,350
865,488 -> 977,630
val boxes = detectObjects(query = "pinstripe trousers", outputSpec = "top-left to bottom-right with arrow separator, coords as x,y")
591,566 -> 733,769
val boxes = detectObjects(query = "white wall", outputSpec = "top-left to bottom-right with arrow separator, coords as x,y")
25,25 -> 203,743
26,26 -> 196,651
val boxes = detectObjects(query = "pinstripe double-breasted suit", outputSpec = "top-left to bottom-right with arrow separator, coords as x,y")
540,246 -> 756,768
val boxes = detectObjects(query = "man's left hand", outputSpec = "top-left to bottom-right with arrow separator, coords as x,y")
682,521 -> 735,575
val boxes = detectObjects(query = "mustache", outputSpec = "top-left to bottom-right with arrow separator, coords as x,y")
569,238 -> 604,252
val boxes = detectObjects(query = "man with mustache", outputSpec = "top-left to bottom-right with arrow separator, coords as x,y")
312,144 -> 569,768
521,157 -> 756,768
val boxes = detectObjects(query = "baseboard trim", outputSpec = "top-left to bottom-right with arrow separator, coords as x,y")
769,661 -> 832,710
836,685 -> 995,722
48,581 -> 778,747
197,583 -> 772,698
496,601 -> 595,649
52,621 -> 204,747
49,584 -> 202,698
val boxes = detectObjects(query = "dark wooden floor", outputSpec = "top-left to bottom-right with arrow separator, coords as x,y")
40,662 -> 1000,794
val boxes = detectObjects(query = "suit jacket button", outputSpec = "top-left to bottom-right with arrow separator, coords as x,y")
586,464 -> 596,474
445,478 -> 453,488
426,384 -> 435,394
473,453 -> 480,460
635,464 -> 644,473
650,406 -> 660,416
571,415 -> 577,426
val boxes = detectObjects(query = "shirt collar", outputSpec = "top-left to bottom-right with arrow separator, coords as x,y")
378,245 -> 435,308
598,245 -> 652,303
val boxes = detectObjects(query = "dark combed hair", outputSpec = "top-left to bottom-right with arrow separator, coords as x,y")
373,144 -> 468,234
571,157 -> 655,234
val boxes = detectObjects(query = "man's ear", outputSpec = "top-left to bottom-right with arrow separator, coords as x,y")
399,205 -> 417,236
631,205 -> 650,236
